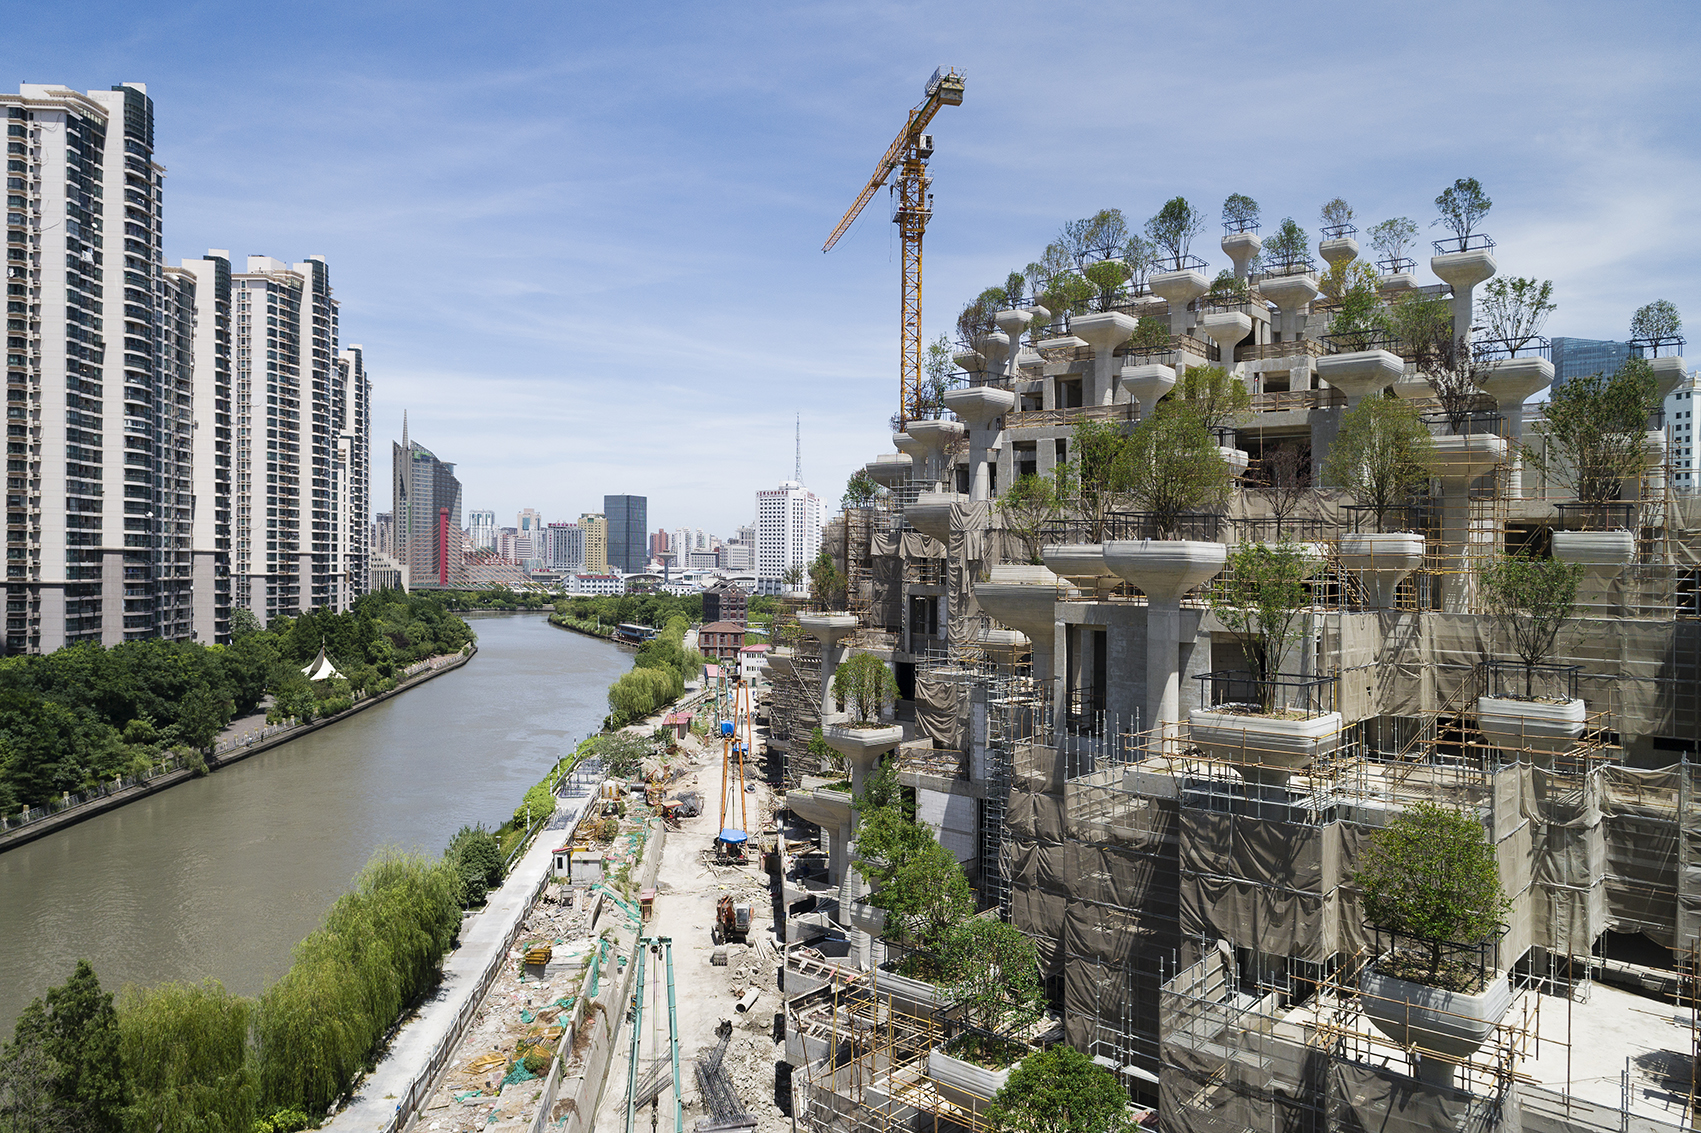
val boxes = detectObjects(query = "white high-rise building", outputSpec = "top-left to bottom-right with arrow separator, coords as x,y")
516,507 -> 541,565
230,254 -> 357,621
336,344 -> 371,600
755,479 -> 821,589
1667,371 -> 1699,493
2,82 -> 195,652
468,509 -> 496,551
180,251 -> 234,643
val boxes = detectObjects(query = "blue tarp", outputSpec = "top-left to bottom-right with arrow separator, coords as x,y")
718,828 -> 748,844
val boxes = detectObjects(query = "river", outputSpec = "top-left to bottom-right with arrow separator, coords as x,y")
0,613 -> 631,1031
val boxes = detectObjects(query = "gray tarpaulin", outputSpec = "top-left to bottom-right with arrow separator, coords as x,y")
912,670 -> 967,751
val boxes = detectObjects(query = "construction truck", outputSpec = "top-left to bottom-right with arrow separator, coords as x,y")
712,895 -> 752,945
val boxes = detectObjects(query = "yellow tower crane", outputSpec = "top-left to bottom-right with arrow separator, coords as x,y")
822,67 -> 965,428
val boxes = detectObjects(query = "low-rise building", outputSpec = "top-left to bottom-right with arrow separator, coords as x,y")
567,572 -> 623,595
697,620 -> 745,662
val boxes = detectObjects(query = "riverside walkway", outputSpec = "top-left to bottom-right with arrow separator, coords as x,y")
325,760 -> 604,1132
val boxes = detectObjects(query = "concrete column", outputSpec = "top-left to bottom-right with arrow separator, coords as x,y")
905,419 -> 964,488
1319,234 -> 1359,270
1069,312 -> 1138,406
1431,435 -> 1508,613
1149,269 -> 1209,339
1102,541 -> 1226,745
995,309 -> 1034,381
1430,250 -> 1497,347
798,614 -> 858,715
1222,231 -> 1262,282
943,387 -> 1015,502
975,330 -> 1010,378
975,564 -> 1073,686
1198,311 -> 1252,375
1480,357 -> 1553,495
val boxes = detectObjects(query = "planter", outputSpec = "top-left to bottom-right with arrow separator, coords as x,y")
927,1048 -> 1018,1102
1551,529 -> 1635,578
906,491 -> 967,544
1432,433 -> 1507,482
875,965 -> 945,1011
1476,696 -> 1585,756
1042,543 -> 1112,586
1316,349 -> 1404,408
1119,363 -> 1178,416
1218,446 -> 1250,476
846,899 -> 886,936
1188,709 -> 1344,785
1338,532 -> 1424,609
824,724 -> 905,797
1102,539 -> 1227,604
975,564 -> 1070,649
797,612 -> 858,645
864,453 -> 912,487
943,386 -> 1015,432
1360,966 -> 1511,1086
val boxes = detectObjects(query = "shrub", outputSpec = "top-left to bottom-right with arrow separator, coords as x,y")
987,1044 -> 1135,1133
832,652 -> 896,725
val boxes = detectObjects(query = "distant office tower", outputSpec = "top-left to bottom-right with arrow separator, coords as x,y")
180,251 -> 235,643
603,494 -> 646,574
516,507 -> 541,564
545,521 -> 584,570
468,508 -> 496,551
737,523 -> 756,548
371,511 -> 393,557
336,344 -> 370,603
497,527 -> 517,562
392,415 -> 462,588
756,480 -> 821,585
722,539 -> 754,572
579,512 -> 607,573
1,82 -> 196,652
1551,338 -> 1632,388
649,530 -> 668,560
228,254 -> 356,621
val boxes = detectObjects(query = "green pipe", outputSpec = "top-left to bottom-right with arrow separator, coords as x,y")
664,938 -> 683,1133
623,940 -> 648,1133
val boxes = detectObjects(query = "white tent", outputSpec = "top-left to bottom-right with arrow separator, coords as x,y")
301,646 -> 345,682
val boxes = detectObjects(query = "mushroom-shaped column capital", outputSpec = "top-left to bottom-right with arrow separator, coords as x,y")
1480,357 -> 1553,410
1315,350 -> 1405,409
952,348 -> 984,374
1650,356 -> 1690,400
1069,311 -> 1138,353
864,454 -> 912,488
1102,539 -> 1227,605
1222,232 -> 1262,281
1149,269 -> 1210,309
943,386 -> 1015,432
1197,311 -> 1253,370
972,330 -> 1011,375
1119,364 -> 1177,416
1258,272 -> 1321,317
1429,250 -> 1497,293
1319,236 -> 1359,269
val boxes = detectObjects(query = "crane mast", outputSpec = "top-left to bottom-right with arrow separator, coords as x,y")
823,68 -> 965,428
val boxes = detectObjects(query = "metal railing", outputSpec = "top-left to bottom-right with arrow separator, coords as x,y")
1481,659 -> 1580,703
1320,223 -> 1357,240
1120,334 -> 1219,364
1432,233 -> 1495,255
1630,334 -> 1686,359
1320,331 -> 1404,354
1039,511 -> 1225,545
1248,386 -> 1344,412
1472,335 -> 1551,361
1152,254 -> 1210,274
1236,339 -> 1328,363
1259,257 -> 1317,278
1005,403 -> 1133,428
1194,669 -> 1337,717
1375,255 -> 1417,275
1554,502 -> 1635,531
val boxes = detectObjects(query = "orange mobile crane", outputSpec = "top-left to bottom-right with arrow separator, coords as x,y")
822,67 -> 965,429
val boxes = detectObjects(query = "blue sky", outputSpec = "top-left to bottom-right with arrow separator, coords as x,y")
9,0 -> 1698,535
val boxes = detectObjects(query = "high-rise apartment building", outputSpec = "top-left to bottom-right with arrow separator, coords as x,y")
371,511 -> 393,557
1667,373 -> 1698,492
544,521 -> 584,570
755,480 -> 821,586
228,254 -> 361,621
1,82 -> 193,652
603,494 -> 646,574
335,344 -> 369,604
392,416 -> 462,588
180,251 -> 233,643
579,512 -> 607,573
467,508 -> 496,551
649,530 -> 668,560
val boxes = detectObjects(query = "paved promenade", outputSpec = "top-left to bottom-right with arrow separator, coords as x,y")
326,782 -> 596,1131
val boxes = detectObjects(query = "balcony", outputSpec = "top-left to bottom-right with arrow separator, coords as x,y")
1005,402 -> 1135,429
1248,386 -> 1345,413
1235,339 -> 1327,363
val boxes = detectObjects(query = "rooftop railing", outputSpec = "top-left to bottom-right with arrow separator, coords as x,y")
1472,335 -> 1551,361
1194,669 -> 1337,718
1375,255 -> 1417,275
1432,232 -> 1495,255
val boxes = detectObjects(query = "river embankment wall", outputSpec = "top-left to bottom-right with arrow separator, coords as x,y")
0,645 -> 478,855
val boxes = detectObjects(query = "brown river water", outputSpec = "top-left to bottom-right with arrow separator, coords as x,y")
0,613 -> 631,1030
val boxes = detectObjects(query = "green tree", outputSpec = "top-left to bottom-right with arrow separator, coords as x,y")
1212,541 -> 1316,709
1145,197 -> 1206,270
1038,271 -> 1094,316
1320,196 -> 1355,230
1082,259 -> 1129,308
1479,277 -> 1556,355
176,686 -> 234,757
1434,177 -> 1492,246
987,1044 -> 1135,1133
1384,290 -> 1453,369
1264,217 -> 1309,266
1125,403 -> 1234,536
7,959 -> 127,1132
1322,396 -> 1436,532
1355,802 -> 1509,986
117,979 -> 256,1133
446,824 -> 504,905
1478,554 -> 1582,697
842,468 -> 882,509
1206,269 -> 1248,305
832,652 -> 896,725
1323,262 -> 1386,348
1174,364 -> 1250,434
996,469 -> 1067,565
1532,357 -> 1658,505
1369,217 -> 1418,266
1066,417 -> 1136,541
808,549 -> 847,610
0,1026 -> 70,1133
851,757 -> 971,947
1127,315 -> 1171,354
229,608 -> 263,640
1221,193 -> 1260,230
1061,209 -> 1128,262
1630,299 -> 1682,345
940,919 -> 1042,1032
1120,235 -> 1157,293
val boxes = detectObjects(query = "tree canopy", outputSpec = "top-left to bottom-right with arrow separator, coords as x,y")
1321,396 -> 1436,533
1434,177 -> 1492,243
1145,197 -> 1206,269
987,1044 -> 1136,1133
1478,554 -> 1582,695
1533,357 -> 1658,505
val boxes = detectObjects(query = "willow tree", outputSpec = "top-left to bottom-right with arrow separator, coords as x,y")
119,980 -> 257,1133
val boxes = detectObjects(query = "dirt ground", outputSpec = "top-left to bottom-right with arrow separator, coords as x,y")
592,735 -> 792,1133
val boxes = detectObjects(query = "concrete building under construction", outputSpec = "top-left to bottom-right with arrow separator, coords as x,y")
769,205 -> 1701,1133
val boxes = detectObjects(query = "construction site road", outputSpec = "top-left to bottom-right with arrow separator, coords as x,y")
592,743 -> 791,1133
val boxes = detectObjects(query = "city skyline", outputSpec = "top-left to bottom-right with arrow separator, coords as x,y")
7,2 -> 1695,533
